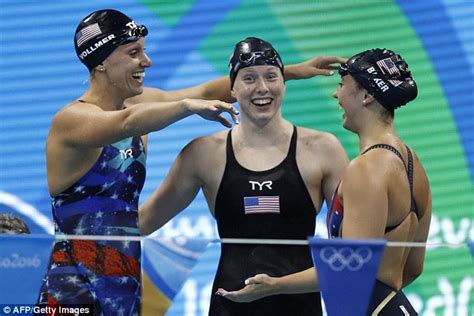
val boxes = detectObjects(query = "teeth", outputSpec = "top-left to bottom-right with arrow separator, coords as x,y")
132,72 -> 145,78
253,98 -> 272,105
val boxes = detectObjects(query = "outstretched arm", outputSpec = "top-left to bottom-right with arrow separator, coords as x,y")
127,56 -> 347,104
53,99 -> 238,149
216,268 -> 319,303
285,56 -> 347,80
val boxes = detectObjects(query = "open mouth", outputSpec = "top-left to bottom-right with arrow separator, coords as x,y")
132,72 -> 145,84
252,98 -> 273,107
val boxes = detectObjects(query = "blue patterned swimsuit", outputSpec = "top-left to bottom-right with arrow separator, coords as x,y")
38,136 -> 146,316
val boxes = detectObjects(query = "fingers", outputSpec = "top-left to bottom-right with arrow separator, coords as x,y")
328,56 -> 348,64
245,273 -> 269,285
221,102 -> 240,125
214,102 -> 239,126
215,288 -> 228,296
317,56 -> 347,65
314,69 -> 335,76
231,112 -> 240,125
215,288 -> 242,302
245,275 -> 260,285
215,115 -> 232,128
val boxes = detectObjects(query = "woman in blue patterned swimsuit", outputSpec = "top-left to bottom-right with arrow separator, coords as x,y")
217,49 -> 432,316
37,9 -> 239,315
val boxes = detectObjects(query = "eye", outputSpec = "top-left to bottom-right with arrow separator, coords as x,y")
242,75 -> 255,82
267,72 -> 278,80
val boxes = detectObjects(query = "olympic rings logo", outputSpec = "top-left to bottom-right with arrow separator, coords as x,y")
319,246 -> 373,271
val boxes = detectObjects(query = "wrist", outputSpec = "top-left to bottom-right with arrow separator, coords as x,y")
181,98 -> 193,114
271,276 -> 284,295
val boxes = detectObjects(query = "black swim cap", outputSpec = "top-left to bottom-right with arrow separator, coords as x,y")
74,9 -> 148,71
0,213 -> 30,234
229,37 -> 284,88
339,49 -> 417,110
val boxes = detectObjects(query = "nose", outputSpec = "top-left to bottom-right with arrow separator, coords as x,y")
255,77 -> 269,94
141,52 -> 152,68
332,89 -> 338,99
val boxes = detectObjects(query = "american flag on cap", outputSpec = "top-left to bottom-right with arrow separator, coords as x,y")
76,23 -> 102,47
244,196 -> 280,214
376,57 -> 403,87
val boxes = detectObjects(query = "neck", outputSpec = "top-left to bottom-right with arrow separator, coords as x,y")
81,83 -> 126,111
357,120 -> 399,153
234,115 -> 292,147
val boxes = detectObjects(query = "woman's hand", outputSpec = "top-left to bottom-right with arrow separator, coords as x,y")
215,274 -> 278,303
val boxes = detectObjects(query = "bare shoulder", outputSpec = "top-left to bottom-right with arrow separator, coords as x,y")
345,155 -> 371,176
340,155 -> 381,196
179,130 -> 228,184
296,126 -> 347,162
179,130 -> 228,161
51,101 -> 100,126
296,126 -> 343,149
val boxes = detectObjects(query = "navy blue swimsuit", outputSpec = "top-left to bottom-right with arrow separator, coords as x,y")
327,144 -> 419,315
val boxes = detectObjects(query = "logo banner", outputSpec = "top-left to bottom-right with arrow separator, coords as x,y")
308,238 -> 386,316
141,236 -> 211,315
0,234 -> 54,304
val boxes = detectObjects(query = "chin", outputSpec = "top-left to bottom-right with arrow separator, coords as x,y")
129,87 -> 144,98
341,120 -> 352,132
342,124 -> 357,134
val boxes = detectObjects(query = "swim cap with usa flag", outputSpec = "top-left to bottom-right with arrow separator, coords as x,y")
339,48 -> 417,111
74,9 -> 148,71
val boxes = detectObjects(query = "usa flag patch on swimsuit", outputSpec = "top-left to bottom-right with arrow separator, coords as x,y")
244,196 -> 280,214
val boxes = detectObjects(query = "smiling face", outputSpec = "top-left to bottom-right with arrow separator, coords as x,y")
332,74 -> 366,133
232,65 -> 285,125
100,37 -> 152,99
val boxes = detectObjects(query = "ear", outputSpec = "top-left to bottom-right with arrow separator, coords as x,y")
231,89 -> 236,98
362,93 -> 375,105
95,64 -> 106,72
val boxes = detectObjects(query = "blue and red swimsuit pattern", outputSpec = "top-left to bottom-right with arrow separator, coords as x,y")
38,136 -> 146,316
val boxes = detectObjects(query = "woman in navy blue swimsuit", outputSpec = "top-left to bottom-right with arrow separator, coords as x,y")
217,49 -> 432,316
